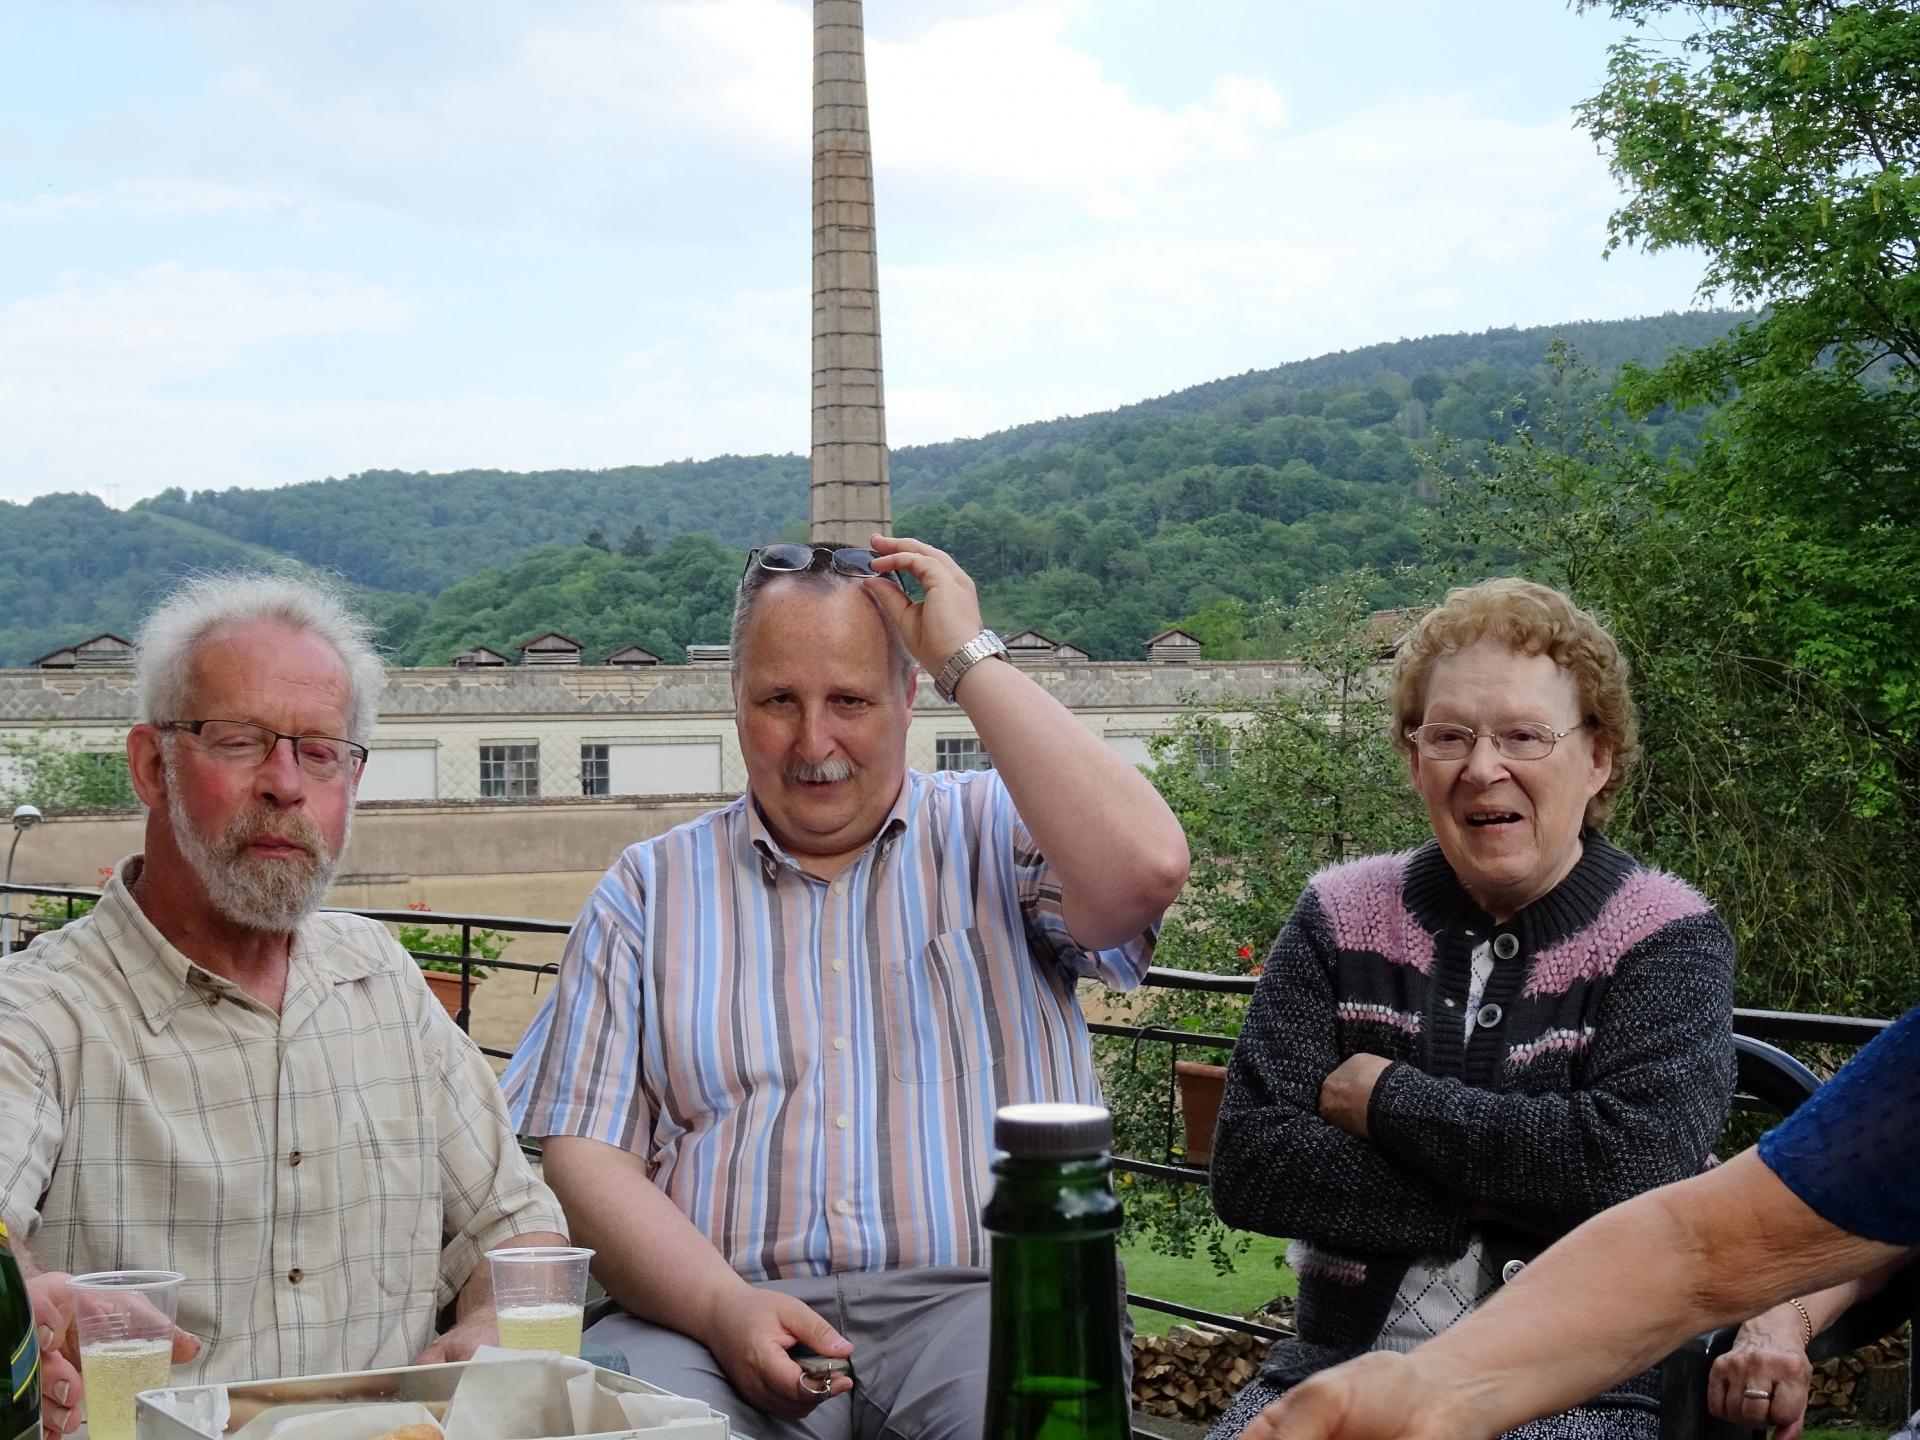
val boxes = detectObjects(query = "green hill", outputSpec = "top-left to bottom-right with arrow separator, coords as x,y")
1,311 -> 1749,667
0,493 -> 286,666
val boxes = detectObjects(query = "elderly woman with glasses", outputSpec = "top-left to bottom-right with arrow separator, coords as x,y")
1204,577 -> 1738,1440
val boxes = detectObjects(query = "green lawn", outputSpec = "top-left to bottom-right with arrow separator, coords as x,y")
1121,1233 -> 1295,1337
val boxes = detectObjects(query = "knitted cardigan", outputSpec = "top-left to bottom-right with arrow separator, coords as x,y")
1210,832 -> 1736,1402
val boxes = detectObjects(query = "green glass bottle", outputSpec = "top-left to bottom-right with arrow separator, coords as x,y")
981,1103 -> 1129,1440
0,1219 -> 42,1440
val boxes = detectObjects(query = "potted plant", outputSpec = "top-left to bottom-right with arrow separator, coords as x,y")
1171,947 -> 1263,1166
396,903 -> 510,1020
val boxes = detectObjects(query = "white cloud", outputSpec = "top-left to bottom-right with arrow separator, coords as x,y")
0,2 -> 1707,504
0,264 -> 415,395
0,179 -> 302,223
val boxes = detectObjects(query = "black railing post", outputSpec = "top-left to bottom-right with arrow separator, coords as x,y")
458,922 -> 474,1032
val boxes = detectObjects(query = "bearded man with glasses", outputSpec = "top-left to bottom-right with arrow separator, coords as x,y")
507,534 -> 1190,1437
0,573 -> 567,1436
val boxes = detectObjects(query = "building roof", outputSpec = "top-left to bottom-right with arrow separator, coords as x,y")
33,633 -> 135,668
518,632 -> 584,651
450,644 -> 511,665
604,645 -> 662,665
1142,628 -> 1204,648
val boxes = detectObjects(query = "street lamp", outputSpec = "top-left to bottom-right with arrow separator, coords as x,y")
2,804 -> 44,956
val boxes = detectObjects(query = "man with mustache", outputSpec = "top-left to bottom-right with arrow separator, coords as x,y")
0,573 -> 567,1436
506,535 -> 1191,1437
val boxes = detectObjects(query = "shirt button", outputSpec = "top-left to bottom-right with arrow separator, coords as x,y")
832,879 -> 847,895
833,1036 -> 848,1051
1476,1003 -> 1504,1029
288,1150 -> 302,1167
835,1199 -> 853,1216
831,958 -> 846,973
835,1115 -> 849,1130
288,1267 -> 304,1284
1492,933 -> 1520,960
1500,1259 -> 1526,1284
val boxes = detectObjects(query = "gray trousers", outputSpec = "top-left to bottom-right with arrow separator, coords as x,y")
587,1265 -> 1132,1440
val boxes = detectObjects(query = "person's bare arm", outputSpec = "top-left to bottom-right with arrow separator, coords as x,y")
542,1136 -> 852,1420
865,536 -> 1189,948
1243,1150 -> 1913,1440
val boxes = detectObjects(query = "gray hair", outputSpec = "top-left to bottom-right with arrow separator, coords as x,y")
729,562 -> 916,692
136,571 -> 387,746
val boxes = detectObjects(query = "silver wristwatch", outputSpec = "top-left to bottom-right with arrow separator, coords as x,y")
933,629 -> 1010,703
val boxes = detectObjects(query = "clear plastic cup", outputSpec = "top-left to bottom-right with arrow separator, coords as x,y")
69,1270 -> 184,1440
486,1246 -> 594,1356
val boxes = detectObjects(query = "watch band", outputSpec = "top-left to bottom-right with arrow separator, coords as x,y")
934,629 -> 1010,703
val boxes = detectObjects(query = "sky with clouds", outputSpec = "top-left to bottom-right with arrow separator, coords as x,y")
0,0 -> 1711,507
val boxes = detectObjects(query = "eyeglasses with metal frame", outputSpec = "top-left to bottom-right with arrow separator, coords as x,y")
157,719 -> 368,780
742,543 -> 905,589
1405,720 -> 1589,761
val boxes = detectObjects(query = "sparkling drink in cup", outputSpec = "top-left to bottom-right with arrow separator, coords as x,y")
69,1270 -> 183,1440
486,1247 -> 593,1356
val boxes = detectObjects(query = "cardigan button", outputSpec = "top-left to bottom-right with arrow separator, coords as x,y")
1475,1003 -> 1504,1029
1500,1259 -> 1526,1284
1492,933 -> 1520,960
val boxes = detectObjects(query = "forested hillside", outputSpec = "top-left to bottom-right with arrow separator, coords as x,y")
2,311 -> 1744,666
0,493 -> 281,667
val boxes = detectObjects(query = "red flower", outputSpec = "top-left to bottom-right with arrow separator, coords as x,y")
1238,945 -> 1253,960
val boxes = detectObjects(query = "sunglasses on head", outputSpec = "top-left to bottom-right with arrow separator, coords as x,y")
743,543 -> 904,588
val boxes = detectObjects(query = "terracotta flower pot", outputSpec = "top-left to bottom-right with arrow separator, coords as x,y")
1174,1059 -> 1230,1166
420,967 -> 483,1021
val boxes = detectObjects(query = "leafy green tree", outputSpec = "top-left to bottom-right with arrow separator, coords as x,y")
1,731 -> 137,810
1429,351 -> 1918,1018
583,526 -> 610,552
1577,0 -> 1920,752
621,523 -> 655,560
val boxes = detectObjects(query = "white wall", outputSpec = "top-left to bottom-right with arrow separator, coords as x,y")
608,740 -> 722,796
359,744 -> 438,801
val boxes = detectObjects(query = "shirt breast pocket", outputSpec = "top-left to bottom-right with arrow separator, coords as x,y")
344,1111 -> 439,1298
881,927 -> 1009,1084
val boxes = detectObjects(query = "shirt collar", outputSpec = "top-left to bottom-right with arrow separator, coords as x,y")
742,774 -> 914,885
96,855 -> 229,1033
97,855 -> 383,1032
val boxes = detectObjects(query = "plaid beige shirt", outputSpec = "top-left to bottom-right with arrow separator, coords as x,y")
0,857 -> 565,1384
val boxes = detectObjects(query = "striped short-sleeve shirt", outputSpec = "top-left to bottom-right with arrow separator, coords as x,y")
505,768 -> 1156,1280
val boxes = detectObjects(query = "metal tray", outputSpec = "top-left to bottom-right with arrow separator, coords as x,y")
134,1356 -> 735,1439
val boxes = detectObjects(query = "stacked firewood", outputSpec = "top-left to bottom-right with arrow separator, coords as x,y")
1130,1309 -> 1910,1427
1806,1331 -> 1912,1424
1131,1301 -> 1294,1423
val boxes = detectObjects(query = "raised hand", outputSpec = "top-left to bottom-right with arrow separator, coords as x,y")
861,535 -> 987,679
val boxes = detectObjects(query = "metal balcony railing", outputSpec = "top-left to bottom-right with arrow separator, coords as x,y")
0,881 -> 1895,1348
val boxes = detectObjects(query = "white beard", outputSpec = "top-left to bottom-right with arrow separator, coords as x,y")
165,753 -> 347,932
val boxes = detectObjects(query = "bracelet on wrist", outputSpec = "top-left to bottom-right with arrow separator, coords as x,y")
1788,1296 -> 1814,1347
